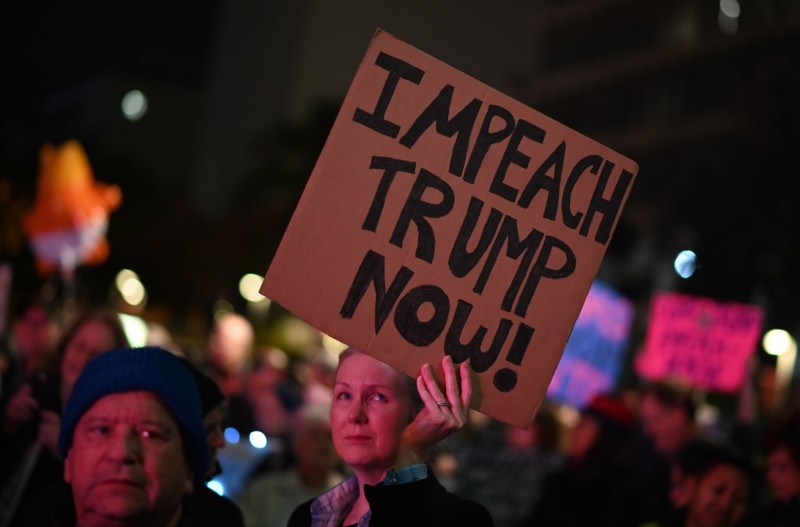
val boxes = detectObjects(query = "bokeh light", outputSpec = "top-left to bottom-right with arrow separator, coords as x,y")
224,427 -> 240,444
763,329 -> 795,356
718,0 -> 740,34
121,89 -> 148,121
239,273 -> 269,304
206,480 -> 225,496
249,431 -> 268,449
321,333 -> 349,355
673,250 -> 697,279
115,269 -> 147,307
119,313 -> 148,347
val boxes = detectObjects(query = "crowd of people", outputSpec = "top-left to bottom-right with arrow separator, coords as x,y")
0,294 -> 798,527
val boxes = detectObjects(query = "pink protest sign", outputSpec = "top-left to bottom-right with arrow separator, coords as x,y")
635,291 -> 763,392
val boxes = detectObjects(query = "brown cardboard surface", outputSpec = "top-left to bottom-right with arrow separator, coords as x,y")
261,28 -> 638,427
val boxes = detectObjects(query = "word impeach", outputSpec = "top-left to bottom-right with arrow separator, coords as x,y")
261,29 -> 638,427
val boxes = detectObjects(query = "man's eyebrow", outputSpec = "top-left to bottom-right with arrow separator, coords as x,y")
137,417 -> 176,430
79,415 -> 176,430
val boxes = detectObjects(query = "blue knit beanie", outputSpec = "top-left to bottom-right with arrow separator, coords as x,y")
58,346 -> 210,483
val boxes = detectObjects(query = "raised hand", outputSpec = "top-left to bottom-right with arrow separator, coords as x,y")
398,355 -> 472,466
37,410 -> 61,458
2,383 -> 39,435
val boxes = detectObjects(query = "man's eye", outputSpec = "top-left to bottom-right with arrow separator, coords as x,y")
140,429 -> 165,440
86,425 -> 110,437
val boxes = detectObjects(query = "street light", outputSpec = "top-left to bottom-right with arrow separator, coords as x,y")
763,329 -> 797,407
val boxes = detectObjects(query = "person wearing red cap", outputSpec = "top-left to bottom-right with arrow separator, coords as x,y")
524,393 -> 636,527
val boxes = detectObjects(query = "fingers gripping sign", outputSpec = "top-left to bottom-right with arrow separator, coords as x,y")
399,355 -> 472,466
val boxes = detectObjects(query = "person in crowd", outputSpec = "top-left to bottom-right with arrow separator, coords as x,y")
525,392 -> 636,527
295,348 -> 336,406
638,380 -> 699,460
736,406 -> 800,526
425,411 -> 505,494
236,402 -> 345,527
287,348 -> 494,526
644,440 -> 751,527
0,297 -> 60,405
0,307 -> 129,525
229,350 -> 305,486
207,312 -> 255,398
245,351 -> 303,438
617,380 -> 701,526
15,346 -> 211,526
178,356 -> 245,527
447,403 -> 565,527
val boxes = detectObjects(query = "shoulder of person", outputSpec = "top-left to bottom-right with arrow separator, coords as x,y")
434,491 -> 494,526
286,498 -> 314,527
185,486 -> 244,527
7,478 -> 73,527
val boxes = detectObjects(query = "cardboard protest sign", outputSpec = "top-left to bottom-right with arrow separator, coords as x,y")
547,280 -> 634,409
635,291 -> 763,392
261,29 -> 638,427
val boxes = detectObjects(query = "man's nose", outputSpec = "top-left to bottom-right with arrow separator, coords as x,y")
209,428 -> 225,449
106,429 -> 142,462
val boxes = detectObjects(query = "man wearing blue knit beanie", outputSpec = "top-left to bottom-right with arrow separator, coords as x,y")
52,346 -> 210,527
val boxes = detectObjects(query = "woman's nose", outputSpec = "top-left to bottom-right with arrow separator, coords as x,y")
348,400 -> 367,424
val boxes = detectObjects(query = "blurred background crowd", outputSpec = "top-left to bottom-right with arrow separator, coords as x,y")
1,295 -> 799,527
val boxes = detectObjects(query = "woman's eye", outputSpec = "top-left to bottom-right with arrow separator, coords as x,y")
371,392 -> 388,402
335,391 -> 351,400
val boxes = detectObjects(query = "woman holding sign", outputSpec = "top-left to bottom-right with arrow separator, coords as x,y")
286,348 -> 494,526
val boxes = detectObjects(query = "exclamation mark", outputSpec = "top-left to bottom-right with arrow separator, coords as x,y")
493,322 -> 535,392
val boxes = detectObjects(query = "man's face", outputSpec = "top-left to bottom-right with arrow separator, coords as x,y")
64,391 -> 193,526
686,465 -> 748,527
203,404 -> 226,479
766,446 -> 800,501
13,305 -> 56,363
639,395 -> 693,455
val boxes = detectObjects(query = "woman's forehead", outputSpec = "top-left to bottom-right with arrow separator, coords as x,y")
336,351 -> 404,384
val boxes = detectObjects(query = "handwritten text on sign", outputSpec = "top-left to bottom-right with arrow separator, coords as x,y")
635,292 -> 763,392
261,29 -> 638,427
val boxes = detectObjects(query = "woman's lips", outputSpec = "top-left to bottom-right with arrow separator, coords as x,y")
344,434 -> 372,442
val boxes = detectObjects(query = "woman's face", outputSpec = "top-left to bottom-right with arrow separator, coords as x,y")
60,319 -> 119,404
331,351 -> 414,478
686,464 -> 748,527
766,446 -> 800,501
